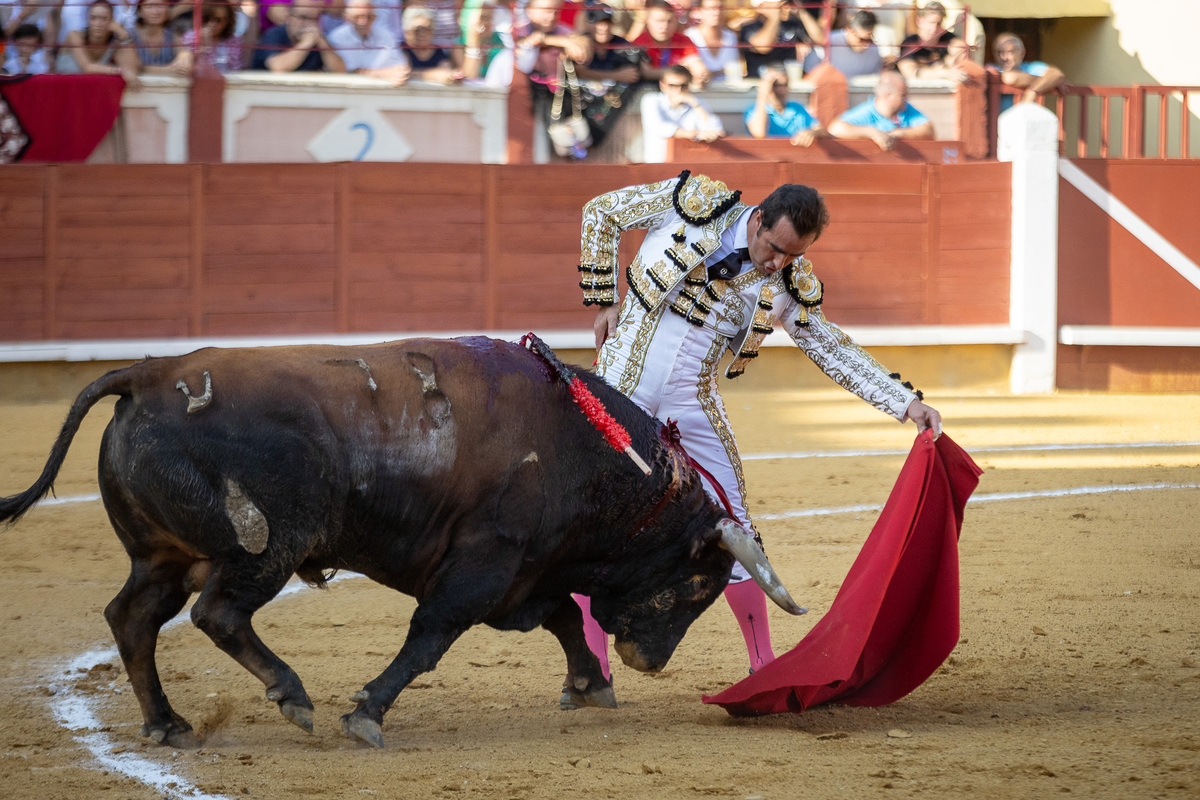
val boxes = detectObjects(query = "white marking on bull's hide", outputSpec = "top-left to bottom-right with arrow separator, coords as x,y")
176,371 -> 212,414
389,404 -> 457,479
354,358 -> 378,391
523,452 -> 539,464
224,479 -> 269,554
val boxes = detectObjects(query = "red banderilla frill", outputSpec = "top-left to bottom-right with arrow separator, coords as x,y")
520,333 -> 651,476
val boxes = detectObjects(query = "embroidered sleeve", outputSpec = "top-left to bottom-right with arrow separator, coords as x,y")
779,266 -> 919,420
578,175 -> 680,307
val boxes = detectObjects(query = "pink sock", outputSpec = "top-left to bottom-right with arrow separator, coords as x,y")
573,594 -> 612,681
724,580 -> 776,671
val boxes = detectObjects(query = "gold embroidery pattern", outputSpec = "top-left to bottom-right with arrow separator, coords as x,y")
725,272 -> 785,378
696,337 -> 747,501
579,178 -> 679,306
614,301 -> 667,396
789,309 -> 914,418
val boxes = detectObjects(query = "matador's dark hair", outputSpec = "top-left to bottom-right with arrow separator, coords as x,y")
758,184 -> 831,242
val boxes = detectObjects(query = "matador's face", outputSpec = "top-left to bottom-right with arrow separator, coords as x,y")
746,209 -> 816,276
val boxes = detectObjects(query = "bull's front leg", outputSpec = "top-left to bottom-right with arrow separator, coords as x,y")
542,598 -> 617,711
341,560 -> 516,748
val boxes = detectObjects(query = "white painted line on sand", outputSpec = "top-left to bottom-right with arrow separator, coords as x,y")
743,440 -> 1200,461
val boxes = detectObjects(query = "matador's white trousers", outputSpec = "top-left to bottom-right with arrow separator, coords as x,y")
597,301 -> 755,583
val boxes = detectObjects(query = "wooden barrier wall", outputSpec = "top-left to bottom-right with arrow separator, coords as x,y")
0,162 -> 1011,342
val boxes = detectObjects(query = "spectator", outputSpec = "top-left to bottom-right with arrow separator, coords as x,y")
56,0 -> 140,83
896,1 -> 965,82
460,2 -> 508,83
640,62 -> 724,163
839,0 -> 904,62
574,1 -> 641,147
828,69 -> 933,150
401,6 -> 460,82
180,0 -> 253,74
53,0 -> 137,69
805,8 -> 883,80
252,0 -> 345,71
738,0 -> 821,81
514,0 -> 590,84
132,0 -> 189,75
3,0 -> 52,42
406,0 -> 459,50
3,22 -> 48,72
576,1 -> 638,84
632,0 -> 705,84
991,31 -> 1065,109
257,0 -> 289,35
684,0 -> 739,83
744,62 -> 825,146
329,0 -> 409,84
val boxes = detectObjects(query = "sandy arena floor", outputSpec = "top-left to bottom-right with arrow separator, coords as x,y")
0,373 -> 1198,800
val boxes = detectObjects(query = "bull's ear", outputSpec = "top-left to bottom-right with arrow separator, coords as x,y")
689,522 -> 725,559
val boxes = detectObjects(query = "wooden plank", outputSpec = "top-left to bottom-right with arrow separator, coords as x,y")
494,200 -> 590,225
56,199 -> 191,228
202,311 -> 338,336
2,227 -> 45,259
203,224 -> 336,256
0,283 -> 44,318
0,195 -> 43,227
939,221 -> 1009,251
939,195 -> 1010,226
347,162 -> 485,194
0,319 -> 44,340
204,252 -> 337,275
202,282 -> 337,314
495,308 -> 594,330
205,164 -> 337,195
58,317 -> 191,339
933,302 -> 1008,325
348,280 -> 484,312
810,223 -> 925,253
0,259 -> 44,281
938,248 -> 1009,275
347,252 -> 484,283
348,222 -> 483,253
0,167 -> 47,194
824,193 -> 926,223
350,309 -> 486,332
350,193 -> 486,225
783,163 -> 927,194
55,225 -> 192,259
57,288 -> 190,320
817,305 -> 926,326
204,193 -> 337,226
939,162 -> 1012,194
55,165 -> 193,197
57,258 -> 190,289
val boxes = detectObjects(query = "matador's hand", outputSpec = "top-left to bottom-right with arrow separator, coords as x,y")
594,306 -> 619,352
905,399 -> 942,439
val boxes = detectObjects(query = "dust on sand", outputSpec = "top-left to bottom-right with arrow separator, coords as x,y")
1,388 -> 1198,799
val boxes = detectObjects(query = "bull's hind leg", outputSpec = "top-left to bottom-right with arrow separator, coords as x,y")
542,598 -> 616,710
189,559 -> 315,734
104,557 -> 198,748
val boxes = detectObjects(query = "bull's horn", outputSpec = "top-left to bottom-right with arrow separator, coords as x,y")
717,519 -> 807,615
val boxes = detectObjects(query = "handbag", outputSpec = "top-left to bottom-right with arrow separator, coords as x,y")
547,57 -> 592,158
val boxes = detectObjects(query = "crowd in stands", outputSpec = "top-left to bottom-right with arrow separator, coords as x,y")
0,0 -> 1069,160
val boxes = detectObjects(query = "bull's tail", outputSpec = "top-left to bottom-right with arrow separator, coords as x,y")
0,365 -> 136,526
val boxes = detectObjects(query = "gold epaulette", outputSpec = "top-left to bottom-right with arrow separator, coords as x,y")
671,170 -> 742,226
783,258 -> 823,327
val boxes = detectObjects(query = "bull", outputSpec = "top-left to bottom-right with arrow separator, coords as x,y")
0,336 -> 802,748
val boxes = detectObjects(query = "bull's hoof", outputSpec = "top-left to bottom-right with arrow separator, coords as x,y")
341,711 -> 385,748
280,700 -> 314,734
559,683 -> 617,711
139,721 -> 200,749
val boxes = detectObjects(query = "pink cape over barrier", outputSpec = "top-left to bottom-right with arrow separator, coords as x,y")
703,430 -> 981,716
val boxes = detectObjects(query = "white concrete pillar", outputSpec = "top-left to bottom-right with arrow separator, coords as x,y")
998,103 -> 1060,394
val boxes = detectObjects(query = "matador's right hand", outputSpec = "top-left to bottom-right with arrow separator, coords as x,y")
594,306 -> 619,352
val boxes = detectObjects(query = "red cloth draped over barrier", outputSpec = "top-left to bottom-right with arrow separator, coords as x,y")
703,431 -> 981,716
0,75 -> 125,163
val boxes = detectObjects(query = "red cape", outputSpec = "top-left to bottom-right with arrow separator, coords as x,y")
0,75 -> 124,162
703,431 -> 981,716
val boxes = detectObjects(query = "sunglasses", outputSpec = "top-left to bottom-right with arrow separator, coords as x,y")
662,81 -> 688,89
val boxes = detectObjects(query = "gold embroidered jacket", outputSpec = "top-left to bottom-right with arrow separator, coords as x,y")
578,171 -> 920,418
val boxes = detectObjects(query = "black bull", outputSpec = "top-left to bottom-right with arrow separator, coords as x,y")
0,336 -> 801,748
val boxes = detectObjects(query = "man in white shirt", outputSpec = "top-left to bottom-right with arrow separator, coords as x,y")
329,0 -> 410,84
640,63 -> 725,163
